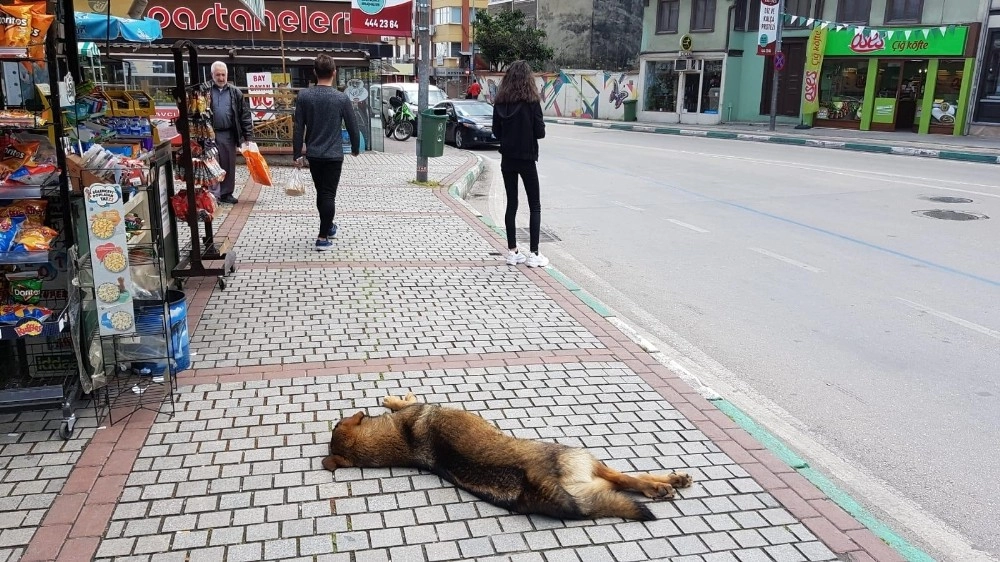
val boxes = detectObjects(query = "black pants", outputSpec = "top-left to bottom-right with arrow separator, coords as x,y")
501,157 -> 541,253
307,158 -> 344,239
215,131 -> 237,198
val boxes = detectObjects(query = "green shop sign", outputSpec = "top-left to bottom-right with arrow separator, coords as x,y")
825,26 -> 968,57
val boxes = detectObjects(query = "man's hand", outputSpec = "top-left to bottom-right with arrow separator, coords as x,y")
294,156 -> 305,168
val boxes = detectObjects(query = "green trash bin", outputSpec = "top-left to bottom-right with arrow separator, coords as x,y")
419,108 -> 447,157
622,99 -> 638,122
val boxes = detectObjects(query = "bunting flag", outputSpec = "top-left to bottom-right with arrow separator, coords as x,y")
779,12 -> 960,41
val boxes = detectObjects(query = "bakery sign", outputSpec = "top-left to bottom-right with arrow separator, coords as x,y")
825,25 -> 969,57
145,0 -> 385,41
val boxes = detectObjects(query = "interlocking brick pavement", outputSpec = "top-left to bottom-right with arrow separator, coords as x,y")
10,144 -> 907,562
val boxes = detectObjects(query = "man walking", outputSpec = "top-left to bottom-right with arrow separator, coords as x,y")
203,61 -> 253,205
466,78 -> 482,99
293,54 -> 360,251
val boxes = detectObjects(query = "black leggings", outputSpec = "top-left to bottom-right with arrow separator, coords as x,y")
308,158 -> 344,238
501,158 -> 541,253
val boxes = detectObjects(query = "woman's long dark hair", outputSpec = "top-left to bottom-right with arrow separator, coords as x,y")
494,60 -> 540,104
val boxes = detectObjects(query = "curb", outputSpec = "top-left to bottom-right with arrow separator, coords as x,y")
546,117 -> 1000,165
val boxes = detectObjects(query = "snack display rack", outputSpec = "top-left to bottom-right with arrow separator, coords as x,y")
0,0 -> 83,439
168,40 -> 238,290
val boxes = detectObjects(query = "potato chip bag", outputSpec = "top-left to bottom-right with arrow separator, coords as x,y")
0,141 -> 39,177
27,13 -> 52,60
0,5 -> 33,48
15,1 -> 47,14
13,225 -> 57,252
0,200 -> 46,226
0,215 -> 26,252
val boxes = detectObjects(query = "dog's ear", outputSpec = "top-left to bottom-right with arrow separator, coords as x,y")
343,411 -> 365,426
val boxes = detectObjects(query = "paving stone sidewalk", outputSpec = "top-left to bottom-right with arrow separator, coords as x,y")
3,143 -> 905,562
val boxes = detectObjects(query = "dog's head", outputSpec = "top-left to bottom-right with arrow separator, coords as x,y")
322,411 -> 365,471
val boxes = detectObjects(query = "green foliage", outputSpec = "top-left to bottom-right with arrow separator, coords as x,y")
474,11 -> 554,71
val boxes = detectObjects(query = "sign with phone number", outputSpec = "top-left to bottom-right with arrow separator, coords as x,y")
351,0 -> 412,37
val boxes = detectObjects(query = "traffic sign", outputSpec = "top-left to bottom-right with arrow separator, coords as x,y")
774,51 -> 786,71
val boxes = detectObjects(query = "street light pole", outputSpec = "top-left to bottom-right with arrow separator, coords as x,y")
416,1 -> 430,182
768,0 -> 785,132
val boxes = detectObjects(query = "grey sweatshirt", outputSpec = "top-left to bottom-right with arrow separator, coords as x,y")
293,85 -> 360,160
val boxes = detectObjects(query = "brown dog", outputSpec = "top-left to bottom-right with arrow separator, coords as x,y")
322,393 -> 693,520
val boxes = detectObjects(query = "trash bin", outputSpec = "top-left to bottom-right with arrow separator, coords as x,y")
127,290 -> 191,376
419,108 -> 447,158
622,99 -> 638,122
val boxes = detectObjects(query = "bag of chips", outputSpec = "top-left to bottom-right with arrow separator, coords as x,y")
0,215 -> 26,252
0,200 -> 46,225
26,13 -> 52,60
0,304 -> 52,324
0,5 -> 34,48
13,225 -> 57,252
7,272 -> 40,304
0,140 -> 40,178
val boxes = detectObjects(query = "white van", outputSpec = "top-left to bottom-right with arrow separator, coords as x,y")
372,82 -> 447,124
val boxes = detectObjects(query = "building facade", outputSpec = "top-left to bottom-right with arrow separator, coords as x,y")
971,0 -> 1000,133
431,0 -> 487,97
726,0 -> 986,135
487,0 -> 643,71
637,0 -> 729,124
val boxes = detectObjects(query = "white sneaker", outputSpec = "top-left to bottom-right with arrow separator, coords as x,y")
506,250 -> 526,265
526,252 -> 549,268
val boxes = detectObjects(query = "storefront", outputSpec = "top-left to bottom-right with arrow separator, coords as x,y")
973,25 -> 1000,124
809,23 -> 980,135
639,36 -> 725,125
75,0 -> 390,94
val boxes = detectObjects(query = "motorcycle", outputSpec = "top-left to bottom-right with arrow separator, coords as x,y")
385,98 -> 415,141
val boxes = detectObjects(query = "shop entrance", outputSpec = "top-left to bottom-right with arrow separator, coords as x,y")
873,59 -> 927,131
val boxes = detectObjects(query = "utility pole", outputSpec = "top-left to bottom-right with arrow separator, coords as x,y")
768,0 -> 785,131
416,1 -> 431,182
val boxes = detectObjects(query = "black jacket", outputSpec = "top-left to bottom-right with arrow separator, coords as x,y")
200,81 -> 254,144
492,101 -> 545,161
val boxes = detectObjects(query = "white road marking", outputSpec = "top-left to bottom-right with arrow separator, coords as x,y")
667,219 -> 710,233
896,298 -> 1000,340
611,200 -> 645,211
749,247 -> 823,273
927,186 -> 1000,199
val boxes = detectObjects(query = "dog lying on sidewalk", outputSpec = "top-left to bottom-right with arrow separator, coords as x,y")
321,393 -> 693,520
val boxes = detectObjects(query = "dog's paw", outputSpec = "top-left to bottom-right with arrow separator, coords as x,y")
669,472 -> 693,489
643,482 -> 676,499
383,393 -> 418,411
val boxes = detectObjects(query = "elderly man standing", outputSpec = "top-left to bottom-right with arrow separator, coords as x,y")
203,61 -> 253,204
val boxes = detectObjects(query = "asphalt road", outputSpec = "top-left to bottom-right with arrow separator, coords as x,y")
467,126 -> 1000,561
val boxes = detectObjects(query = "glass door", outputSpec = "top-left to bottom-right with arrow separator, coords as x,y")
873,60 -> 902,127
975,30 -> 1000,123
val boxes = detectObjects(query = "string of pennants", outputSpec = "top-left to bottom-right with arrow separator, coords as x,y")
782,12 -> 959,40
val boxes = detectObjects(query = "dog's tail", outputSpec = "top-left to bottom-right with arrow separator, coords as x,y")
586,490 -> 656,521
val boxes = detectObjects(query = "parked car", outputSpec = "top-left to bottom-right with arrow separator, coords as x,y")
372,83 -> 448,127
433,100 -> 499,148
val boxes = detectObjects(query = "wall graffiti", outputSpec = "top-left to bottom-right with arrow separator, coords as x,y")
474,70 -> 638,120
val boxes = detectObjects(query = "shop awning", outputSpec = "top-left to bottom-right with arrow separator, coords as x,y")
79,42 -> 101,57
75,12 -> 163,42
384,63 -> 414,76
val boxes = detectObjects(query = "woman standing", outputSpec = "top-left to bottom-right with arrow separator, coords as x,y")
492,60 -> 547,268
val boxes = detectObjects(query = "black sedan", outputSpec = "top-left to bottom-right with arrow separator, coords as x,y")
433,100 -> 499,148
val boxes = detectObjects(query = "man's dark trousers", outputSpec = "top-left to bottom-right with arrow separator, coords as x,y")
307,158 -> 344,238
215,129 -> 237,199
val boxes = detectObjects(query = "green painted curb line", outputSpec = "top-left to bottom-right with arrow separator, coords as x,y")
711,399 -> 934,562
706,131 -> 739,140
544,267 -> 582,291
768,136 -> 808,146
844,142 -> 893,153
656,127 -> 682,135
609,123 -> 632,131
572,290 -> 613,317
938,150 -> 998,164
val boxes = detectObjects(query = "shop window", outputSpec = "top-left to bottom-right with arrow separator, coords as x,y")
816,59 -> 869,122
885,0 -> 922,24
691,0 -> 716,32
838,0 -> 871,24
657,0 -> 679,33
748,0 -> 760,31
644,61 -> 678,112
931,60 -> 964,127
701,60 -> 723,113
784,0 -> 811,28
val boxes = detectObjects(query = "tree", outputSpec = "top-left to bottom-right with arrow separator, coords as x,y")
474,10 -> 554,71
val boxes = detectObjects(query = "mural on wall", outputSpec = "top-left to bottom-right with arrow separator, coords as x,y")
475,70 -> 637,120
